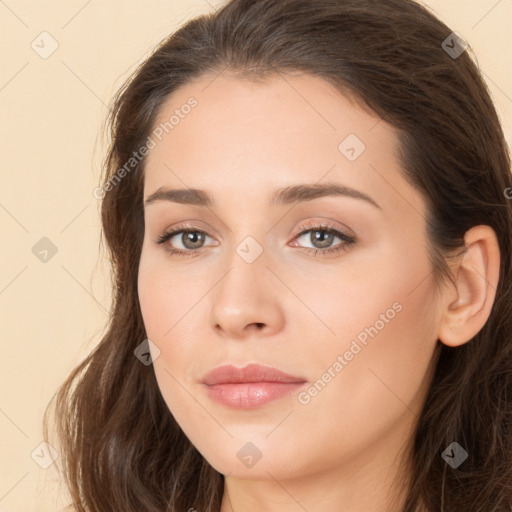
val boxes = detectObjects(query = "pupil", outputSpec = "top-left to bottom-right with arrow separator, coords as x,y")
184,232 -> 203,248
313,230 -> 333,248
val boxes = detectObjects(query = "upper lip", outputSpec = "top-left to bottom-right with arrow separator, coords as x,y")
202,363 -> 307,385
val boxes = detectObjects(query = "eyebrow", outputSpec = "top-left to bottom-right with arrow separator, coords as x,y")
144,182 -> 381,210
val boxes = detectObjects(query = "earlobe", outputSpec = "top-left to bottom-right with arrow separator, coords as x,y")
437,225 -> 500,348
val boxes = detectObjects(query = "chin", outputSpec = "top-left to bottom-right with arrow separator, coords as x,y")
198,441 -> 305,480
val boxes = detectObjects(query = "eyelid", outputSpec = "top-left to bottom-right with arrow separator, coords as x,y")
157,221 -> 218,240
292,218 -> 356,240
156,225 -> 217,245
156,219 -> 353,243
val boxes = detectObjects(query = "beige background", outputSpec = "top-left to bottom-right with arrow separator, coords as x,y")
1,1 -> 511,510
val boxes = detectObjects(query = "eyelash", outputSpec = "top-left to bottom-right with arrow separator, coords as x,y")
154,222 -> 356,258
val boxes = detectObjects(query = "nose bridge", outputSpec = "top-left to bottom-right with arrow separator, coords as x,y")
217,235 -> 268,310
209,233 -> 283,336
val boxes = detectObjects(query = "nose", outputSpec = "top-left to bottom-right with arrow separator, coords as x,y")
209,246 -> 285,340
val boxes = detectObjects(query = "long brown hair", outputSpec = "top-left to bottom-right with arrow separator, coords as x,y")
43,0 -> 512,510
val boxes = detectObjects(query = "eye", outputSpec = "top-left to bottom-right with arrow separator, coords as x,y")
154,221 -> 356,258
155,225 -> 216,257
290,222 -> 356,257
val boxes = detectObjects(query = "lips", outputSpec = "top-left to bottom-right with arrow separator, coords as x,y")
201,363 -> 306,385
201,364 -> 307,409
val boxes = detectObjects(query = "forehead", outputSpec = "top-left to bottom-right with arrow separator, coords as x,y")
141,72 -> 421,217
146,71 -> 393,163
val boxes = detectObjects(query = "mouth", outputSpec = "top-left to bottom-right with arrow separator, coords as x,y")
201,363 -> 307,409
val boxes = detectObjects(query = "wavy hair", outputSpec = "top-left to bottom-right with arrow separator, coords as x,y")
43,0 -> 512,510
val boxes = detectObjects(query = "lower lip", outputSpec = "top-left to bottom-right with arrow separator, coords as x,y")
203,382 -> 306,409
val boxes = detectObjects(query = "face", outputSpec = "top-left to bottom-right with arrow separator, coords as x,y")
137,72 -> 442,482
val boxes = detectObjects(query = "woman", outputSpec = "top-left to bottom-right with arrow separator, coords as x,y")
44,0 -> 512,510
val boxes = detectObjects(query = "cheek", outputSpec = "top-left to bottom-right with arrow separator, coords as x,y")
299,238 -> 438,414
137,254 -> 199,423
138,255 -> 166,338
137,249 -> 210,405
137,249 -> 203,342
283,294 -> 436,475
305,262 -> 439,436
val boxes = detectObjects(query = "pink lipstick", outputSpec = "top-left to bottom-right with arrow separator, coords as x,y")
201,363 -> 307,409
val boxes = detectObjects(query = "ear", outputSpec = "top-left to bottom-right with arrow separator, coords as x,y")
437,225 -> 500,347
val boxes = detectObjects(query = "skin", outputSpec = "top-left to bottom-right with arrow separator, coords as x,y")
137,72 -> 500,512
